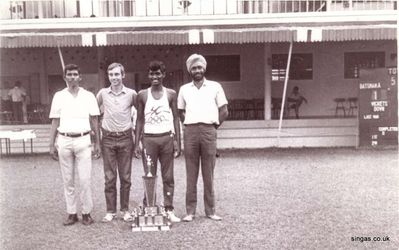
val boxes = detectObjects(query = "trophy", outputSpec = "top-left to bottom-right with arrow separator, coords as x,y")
132,149 -> 171,232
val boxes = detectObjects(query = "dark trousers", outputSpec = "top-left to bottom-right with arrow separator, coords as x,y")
101,129 -> 133,213
11,101 -> 23,123
183,124 -> 217,216
142,133 -> 175,211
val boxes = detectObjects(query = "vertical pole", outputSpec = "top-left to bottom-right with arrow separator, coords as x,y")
57,46 -> 65,71
264,43 -> 272,120
277,38 -> 293,145
91,0 -> 94,16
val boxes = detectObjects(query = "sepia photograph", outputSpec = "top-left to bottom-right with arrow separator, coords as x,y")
0,0 -> 397,249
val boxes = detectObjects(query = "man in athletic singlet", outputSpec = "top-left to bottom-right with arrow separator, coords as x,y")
134,60 -> 181,223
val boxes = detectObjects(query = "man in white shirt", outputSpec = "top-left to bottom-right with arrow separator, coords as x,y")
8,81 -> 26,124
49,64 -> 100,226
177,54 -> 228,222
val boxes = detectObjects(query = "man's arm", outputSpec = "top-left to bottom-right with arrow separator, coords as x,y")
132,91 -> 138,109
178,109 -> 185,124
96,90 -> 103,107
301,95 -> 308,104
49,118 -> 60,161
217,104 -> 229,128
134,91 -> 146,158
168,89 -> 181,158
90,115 -> 101,159
131,91 -> 138,136
214,84 -> 228,128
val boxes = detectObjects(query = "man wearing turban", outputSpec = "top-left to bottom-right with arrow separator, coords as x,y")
177,53 -> 229,222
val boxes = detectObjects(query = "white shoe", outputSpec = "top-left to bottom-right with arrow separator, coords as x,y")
207,214 -> 222,221
102,213 -> 116,222
167,211 -> 181,223
122,211 -> 133,222
182,214 -> 195,222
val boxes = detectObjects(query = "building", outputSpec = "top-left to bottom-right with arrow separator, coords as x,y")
0,0 -> 397,152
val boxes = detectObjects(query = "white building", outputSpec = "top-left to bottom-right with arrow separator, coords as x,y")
0,0 -> 397,152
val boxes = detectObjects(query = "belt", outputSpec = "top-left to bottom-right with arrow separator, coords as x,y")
143,131 -> 173,137
185,123 -> 215,127
102,128 -> 131,137
59,131 -> 90,137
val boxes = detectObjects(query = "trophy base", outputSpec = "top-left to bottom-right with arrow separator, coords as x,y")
131,206 -> 171,232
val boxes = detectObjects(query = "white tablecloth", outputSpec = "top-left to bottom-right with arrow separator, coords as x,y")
0,130 -> 36,141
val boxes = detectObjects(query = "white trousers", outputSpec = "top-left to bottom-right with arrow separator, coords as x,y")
57,134 -> 93,214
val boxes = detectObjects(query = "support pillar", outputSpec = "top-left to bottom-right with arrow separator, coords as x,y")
264,43 -> 272,120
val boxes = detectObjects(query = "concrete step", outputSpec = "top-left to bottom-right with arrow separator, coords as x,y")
0,118 -> 359,154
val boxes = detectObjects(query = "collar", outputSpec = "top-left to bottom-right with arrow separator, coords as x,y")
107,85 -> 127,95
63,86 -> 82,95
189,78 -> 208,87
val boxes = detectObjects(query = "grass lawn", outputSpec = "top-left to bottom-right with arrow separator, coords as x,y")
0,147 -> 398,250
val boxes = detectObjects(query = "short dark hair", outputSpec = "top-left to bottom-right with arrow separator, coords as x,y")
15,81 -> 21,87
148,60 -> 166,73
64,64 -> 80,76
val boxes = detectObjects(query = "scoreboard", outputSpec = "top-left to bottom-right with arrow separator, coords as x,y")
358,67 -> 398,146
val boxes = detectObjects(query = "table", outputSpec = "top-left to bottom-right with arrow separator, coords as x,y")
0,111 -> 13,124
0,130 -> 36,156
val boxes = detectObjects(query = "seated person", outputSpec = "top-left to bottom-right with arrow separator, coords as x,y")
287,86 -> 307,119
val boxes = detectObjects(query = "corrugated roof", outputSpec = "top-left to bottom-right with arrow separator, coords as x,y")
106,30 -> 189,46
322,27 -> 396,41
0,34 -> 82,48
0,26 -> 396,48
214,29 -> 294,43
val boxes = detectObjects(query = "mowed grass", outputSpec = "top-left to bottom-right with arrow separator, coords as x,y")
0,147 -> 398,250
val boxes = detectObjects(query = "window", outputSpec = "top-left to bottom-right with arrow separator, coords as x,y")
344,52 -> 385,79
204,55 -> 240,82
272,53 -> 313,81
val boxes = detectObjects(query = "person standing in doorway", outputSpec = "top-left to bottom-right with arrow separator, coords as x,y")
177,54 -> 228,222
134,60 -> 181,223
8,81 -> 26,124
96,62 -> 137,222
49,64 -> 101,226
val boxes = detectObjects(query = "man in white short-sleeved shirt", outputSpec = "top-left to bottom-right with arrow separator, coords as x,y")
8,81 -> 26,123
49,64 -> 100,226
177,54 -> 228,222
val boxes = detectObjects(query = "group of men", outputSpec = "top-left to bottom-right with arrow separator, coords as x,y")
48,53 -> 229,226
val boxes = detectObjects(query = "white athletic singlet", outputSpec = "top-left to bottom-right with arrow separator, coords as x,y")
144,87 -> 174,134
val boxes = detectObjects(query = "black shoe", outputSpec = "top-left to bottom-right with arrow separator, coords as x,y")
63,214 -> 79,226
82,213 -> 94,225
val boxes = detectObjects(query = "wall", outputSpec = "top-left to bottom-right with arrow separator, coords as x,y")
0,40 -> 396,117
189,43 -> 265,101
270,40 -> 397,117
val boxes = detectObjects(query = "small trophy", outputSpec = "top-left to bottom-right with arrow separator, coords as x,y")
132,149 -> 171,232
